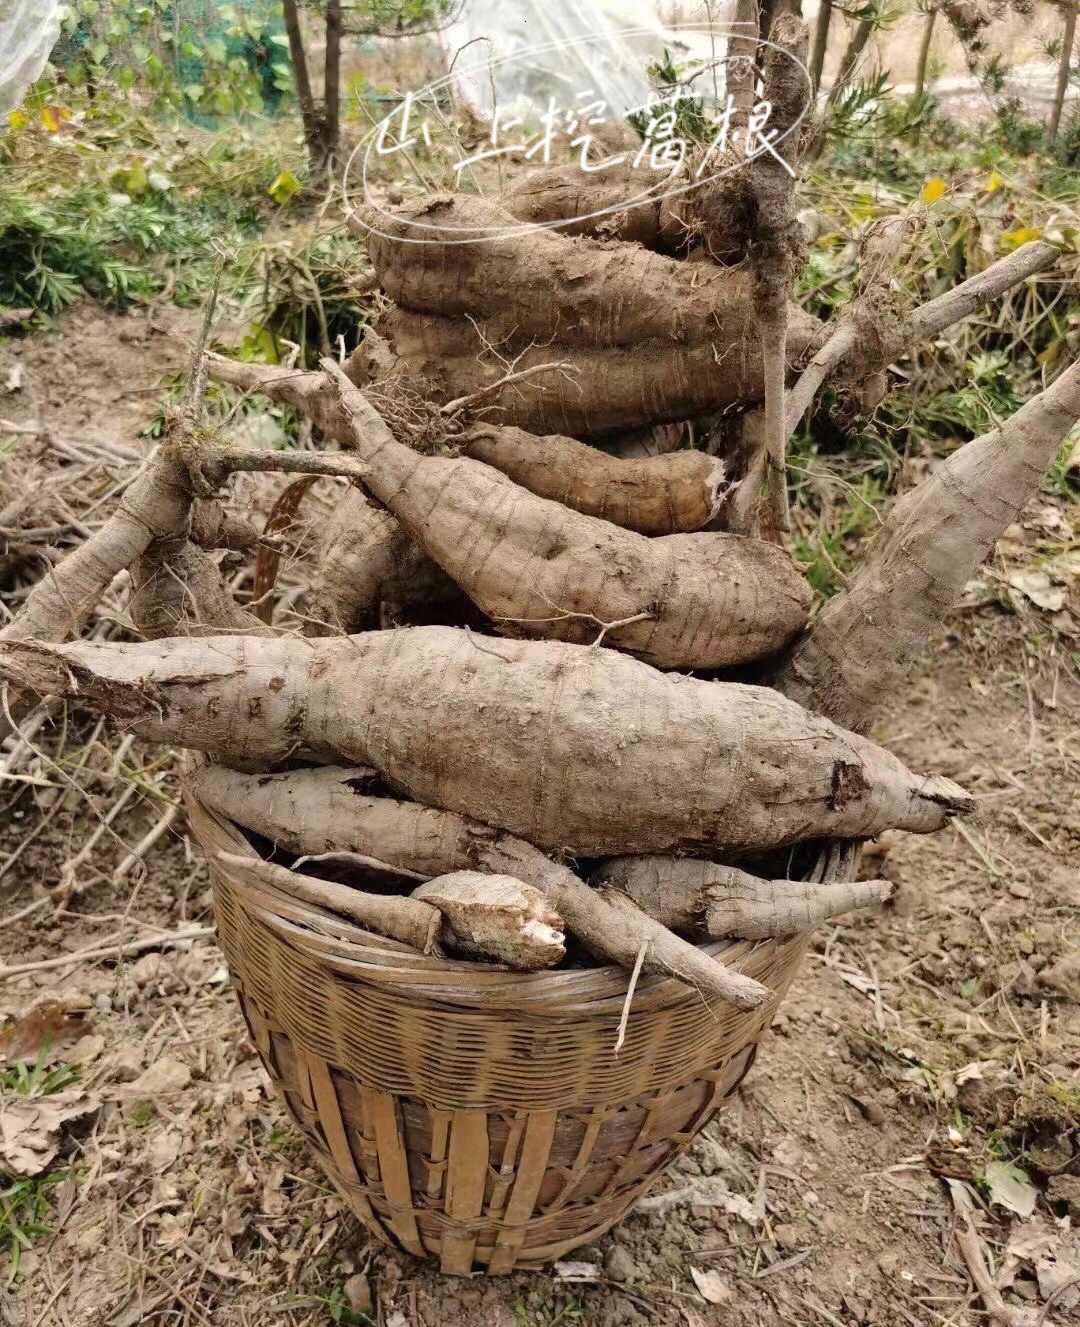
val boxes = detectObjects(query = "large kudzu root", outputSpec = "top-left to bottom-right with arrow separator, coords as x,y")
593,857 -> 892,938
352,193 -> 792,349
3,626 -> 973,858
459,424 -> 727,536
306,486 -> 467,634
378,306 -> 820,437
188,762 -> 769,1008
130,541 -> 268,639
778,356 -> 1080,730
322,362 -> 811,669
204,355 -> 729,537
500,159 -> 690,248
1,445 -> 193,648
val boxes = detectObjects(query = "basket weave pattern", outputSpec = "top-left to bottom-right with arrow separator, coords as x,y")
188,791 -> 852,1272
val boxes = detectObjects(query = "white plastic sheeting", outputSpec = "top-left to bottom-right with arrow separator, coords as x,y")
0,0 -> 65,117
440,0 -> 737,120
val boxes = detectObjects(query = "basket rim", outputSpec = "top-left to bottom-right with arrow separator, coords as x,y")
184,783 -> 860,1013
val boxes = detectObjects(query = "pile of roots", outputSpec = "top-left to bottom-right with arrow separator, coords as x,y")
1,15 -> 1076,1007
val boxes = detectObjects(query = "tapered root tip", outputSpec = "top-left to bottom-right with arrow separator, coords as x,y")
919,775 -> 977,819
866,879 -> 895,905
721,969 -> 772,1011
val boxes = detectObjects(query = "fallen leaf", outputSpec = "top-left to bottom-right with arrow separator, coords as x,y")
0,1089 -> 98,1176
689,1266 -> 732,1304
946,1177 -> 978,1211
1036,1248 -> 1080,1311
0,1001 -> 91,1066
1036,953 -> 1080,997
41,104 -> 71,133
956,1061 -> 996,1084
156,1212 -> 190,1249
1007,569 -> 1066,612
268,170 -> 301,205
1007,1221 -> 1061,1265
638,1175 -> 765,1223
68,1034 -> 106,1064
147,1127 -> 182,1172
984,1160 -> 1037,1218
1002,225 -> 1042,250
123,1057 -> 191,1097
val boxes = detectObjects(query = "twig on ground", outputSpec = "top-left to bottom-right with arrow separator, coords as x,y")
54,777 -> 142,906
954,1216 -> 1040,1327
112,803 -> 182,884
0,924 -> 215,980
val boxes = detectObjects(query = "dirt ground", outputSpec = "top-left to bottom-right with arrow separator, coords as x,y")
1,305 -> 1079,1326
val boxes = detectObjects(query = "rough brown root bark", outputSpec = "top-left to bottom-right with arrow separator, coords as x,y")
593,857 -> 893,938
217,852 -> 439,952
351,193 -> 768,348
186,763 -> 771,1009
205,355 -> 729,535
189,501 -> 263,553
784,214 -> 916,437
458,424 -> 728,535
321,359 -> 812,669
0,448 -> 193,647
1,627 -> 974,857
499,159 -> 690,249
1,276 -> 231,658
129,541 -> 269,639
411,872 -> 566,970
305,486 -> 458,634
378,305 -> 821,437
777,357 -> 1080,730
786,237 -> 1059,437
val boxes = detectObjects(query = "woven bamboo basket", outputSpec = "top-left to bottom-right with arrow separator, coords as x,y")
185,788 -> 857,1273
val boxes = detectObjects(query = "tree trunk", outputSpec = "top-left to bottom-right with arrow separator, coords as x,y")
728,0 -> 760,126
281,0 -> 321,166
759,0 -> 779,43
322,0 -> 342,166
827,17 -> 873,103
809,0 -> 832,92
914,6 -> 936,99
1048,1 -> 1078,140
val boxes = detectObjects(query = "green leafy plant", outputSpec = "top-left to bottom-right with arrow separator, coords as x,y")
52,0 -> 292,121
0,1172 -> 68,1279
0,1055 -> 79,1098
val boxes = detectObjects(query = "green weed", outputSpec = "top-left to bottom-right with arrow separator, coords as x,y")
0,1171 -> 68,1279
0,1055 -> 79,1098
